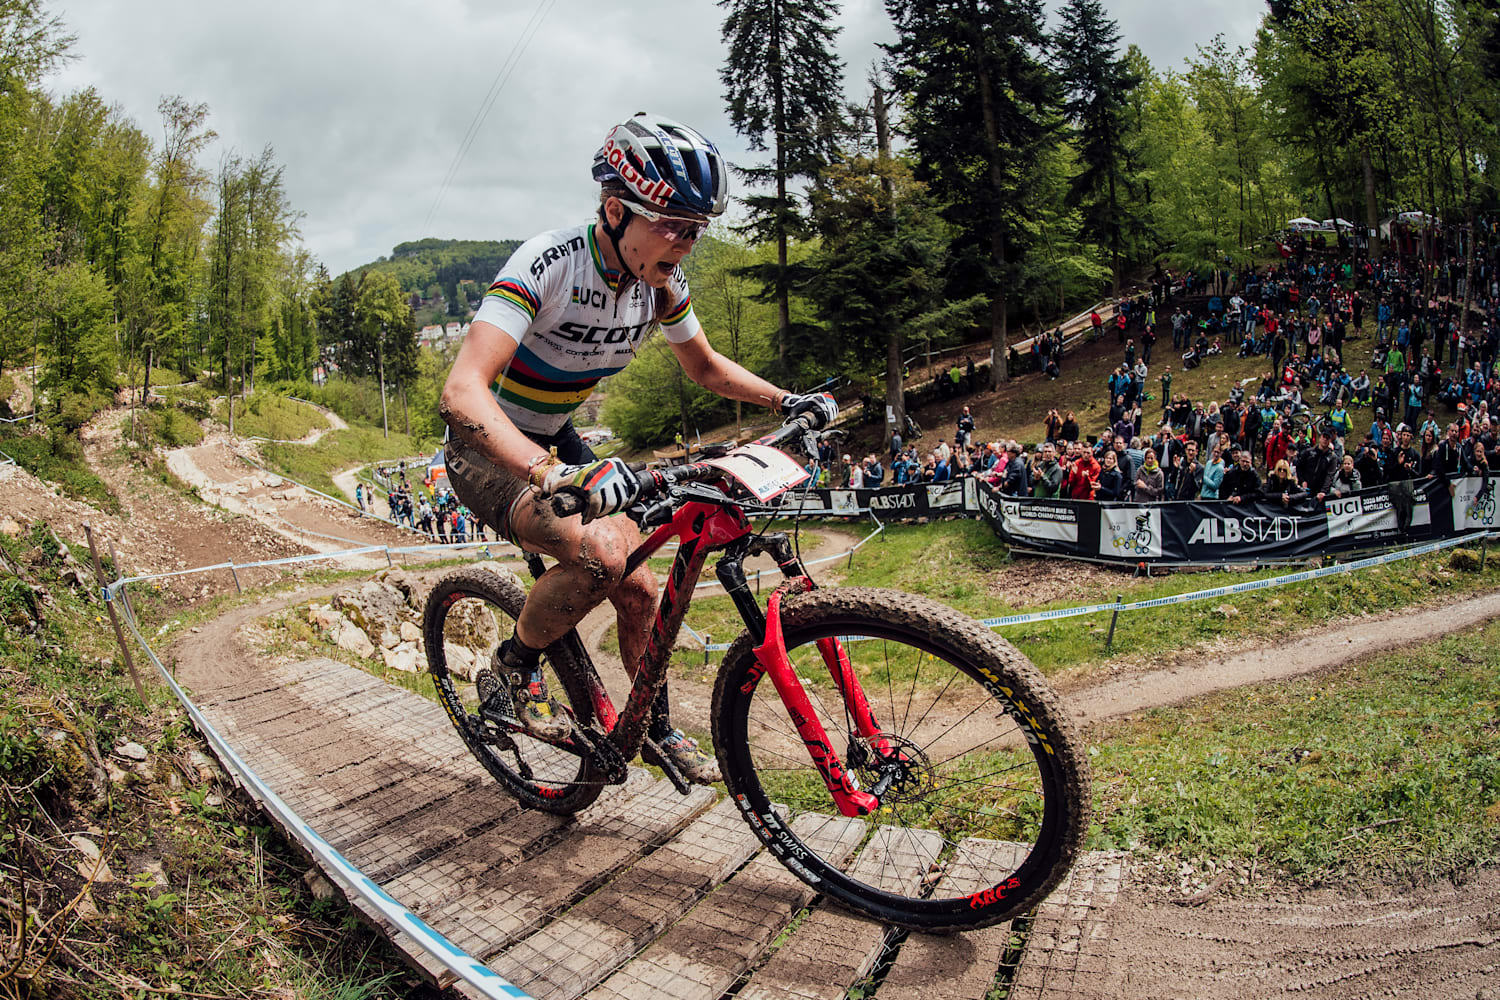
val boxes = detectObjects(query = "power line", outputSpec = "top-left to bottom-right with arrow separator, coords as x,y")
422,0 -> 557,235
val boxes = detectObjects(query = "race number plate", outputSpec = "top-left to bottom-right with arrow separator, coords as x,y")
705,444 -> 810,501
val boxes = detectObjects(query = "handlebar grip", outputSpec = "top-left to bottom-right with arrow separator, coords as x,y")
550,491 -> 587,519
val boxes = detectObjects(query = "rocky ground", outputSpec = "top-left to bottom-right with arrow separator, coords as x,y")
6,400 -> 1498,995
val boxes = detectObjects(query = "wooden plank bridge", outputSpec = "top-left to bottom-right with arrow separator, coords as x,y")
181,651 -> 1125,999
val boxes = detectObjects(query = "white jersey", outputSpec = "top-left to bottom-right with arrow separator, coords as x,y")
471,222 -> 702,435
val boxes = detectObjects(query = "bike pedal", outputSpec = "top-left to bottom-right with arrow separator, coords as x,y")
641,736 -> 692,795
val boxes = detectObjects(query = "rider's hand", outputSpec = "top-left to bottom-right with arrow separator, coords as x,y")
779,392 -> 838,429
538,457 -> 641,524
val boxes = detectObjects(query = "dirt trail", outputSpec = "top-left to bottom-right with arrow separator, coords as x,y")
177,568 -> 1500,996
164,433 -> 431,566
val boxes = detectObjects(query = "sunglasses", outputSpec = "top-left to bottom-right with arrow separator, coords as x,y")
618,198 -> 710,242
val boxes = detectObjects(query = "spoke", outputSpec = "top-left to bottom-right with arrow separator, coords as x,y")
927,727 -> 1029,769
908,673 -> 988,754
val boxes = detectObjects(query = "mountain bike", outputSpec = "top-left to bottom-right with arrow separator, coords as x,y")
421,416 -> 1090,932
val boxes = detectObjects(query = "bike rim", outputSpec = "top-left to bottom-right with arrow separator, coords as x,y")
432,588 -> 592,798
729,618 -> 1067,922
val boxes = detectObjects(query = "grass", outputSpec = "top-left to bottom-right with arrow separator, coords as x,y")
0,522 -> 434,998
800,323 -> 1396,463
1087,621 -> 1500,883
260,427 -> 437,499
0,423 -> 121,514
653,519 -> 1500,687
214,392 -> 327,441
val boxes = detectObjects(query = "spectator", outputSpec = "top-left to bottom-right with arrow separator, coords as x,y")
1134,448 -> 1166,501
956,406 -> 976,449
1201,445 -> 1226,500
1329,453 -> 1362,497
1063,443 -> 1099,500
1173,440 -> 1203,500
1096,449 -> 1125,500
1264,459 -> 1308,508
1032,442 -> 1063,498
1060,411 -> 1079,443
1434,423 -> 1465,497
1296,429 -> 1340,501
1222,450 -> 1261,504
846,454 -> 865,489
1002,441 -> 1030,496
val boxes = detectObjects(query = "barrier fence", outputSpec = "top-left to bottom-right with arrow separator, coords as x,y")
769,473 -> 1500,568
81,493 -> 1493,997
100,563 -> 536,1000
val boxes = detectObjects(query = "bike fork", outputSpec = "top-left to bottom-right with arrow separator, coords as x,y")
717,538 -> 880,818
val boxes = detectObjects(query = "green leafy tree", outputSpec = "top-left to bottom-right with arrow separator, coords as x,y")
885,0 -> 1060,388
1053,0 -> 1140,294
804,82 -> 980,448
719,0 -> 845,372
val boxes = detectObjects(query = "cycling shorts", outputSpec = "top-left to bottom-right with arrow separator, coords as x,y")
445,420 -> 596,545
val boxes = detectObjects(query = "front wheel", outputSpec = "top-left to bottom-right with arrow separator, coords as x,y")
712,588 -> 1090,932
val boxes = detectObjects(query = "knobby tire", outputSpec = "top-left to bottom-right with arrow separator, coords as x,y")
712,587 -> 1090,932
422,568 -> 602,814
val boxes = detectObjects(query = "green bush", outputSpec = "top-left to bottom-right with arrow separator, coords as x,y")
0,426 -> 120,513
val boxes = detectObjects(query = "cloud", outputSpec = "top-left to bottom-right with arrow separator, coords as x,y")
46,0 -> 1259,275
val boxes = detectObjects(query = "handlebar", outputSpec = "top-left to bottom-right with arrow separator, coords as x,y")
547,413 -> 823,520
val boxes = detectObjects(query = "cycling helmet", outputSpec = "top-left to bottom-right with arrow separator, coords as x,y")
592,112 -> 729,218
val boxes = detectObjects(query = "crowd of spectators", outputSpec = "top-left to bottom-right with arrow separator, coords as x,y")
357,461 -> 488,544
829,224 -> 1500,531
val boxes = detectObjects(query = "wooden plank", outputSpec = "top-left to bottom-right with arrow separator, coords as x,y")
1008,852 -> 1128,1000
387,776 -> 711,961
489,797 -> 771,1000
877,838 -> 1031,1000
737,825 -> 944,1000
584,812 -> 867,1000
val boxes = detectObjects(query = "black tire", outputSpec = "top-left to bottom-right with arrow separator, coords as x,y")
712,587 -> 1089,932
422,568 -> 602,814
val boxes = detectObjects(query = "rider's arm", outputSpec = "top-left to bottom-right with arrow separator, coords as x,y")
670,331 -> 791,411
440,320 -> 551,479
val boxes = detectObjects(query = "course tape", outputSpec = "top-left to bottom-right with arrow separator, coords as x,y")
105,583 -> 534,999
115,538 -> 511,588
691,531 -> 1491,651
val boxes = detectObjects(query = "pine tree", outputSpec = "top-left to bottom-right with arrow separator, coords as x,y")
885,0 -> 1059,388
1053,0 -> 1139,294
719,0 -> 845,373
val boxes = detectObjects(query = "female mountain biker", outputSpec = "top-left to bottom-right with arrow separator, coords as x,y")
438,113 -> 836,784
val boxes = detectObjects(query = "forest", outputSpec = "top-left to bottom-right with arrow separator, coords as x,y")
2,0 -> 1499,449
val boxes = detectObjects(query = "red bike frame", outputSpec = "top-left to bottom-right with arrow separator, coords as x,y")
585,485 -> 883,817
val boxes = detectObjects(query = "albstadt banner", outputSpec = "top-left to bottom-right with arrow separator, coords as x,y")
775,475 -> 1491,567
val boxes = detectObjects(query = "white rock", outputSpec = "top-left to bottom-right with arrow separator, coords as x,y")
399,621 -> 421,643
334,622 -> 375,659
303,868 -> 337,901
382,643 -> 420,673
309,604 -> 342,633
379,629 -> 399,650
445,644 -> 476,681
115,741 -> 148,762
69,836 -> 115,883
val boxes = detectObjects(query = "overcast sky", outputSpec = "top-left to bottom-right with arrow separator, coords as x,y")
48,0 -> 1263,277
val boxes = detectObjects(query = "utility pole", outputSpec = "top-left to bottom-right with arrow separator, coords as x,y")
378,322 -> 389,439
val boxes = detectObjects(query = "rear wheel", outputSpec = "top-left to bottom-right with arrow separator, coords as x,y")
712,587 -> 1089,932
423,568 -> 602,814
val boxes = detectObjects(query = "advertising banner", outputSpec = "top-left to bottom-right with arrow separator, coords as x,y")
776,477 -> 1469,567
